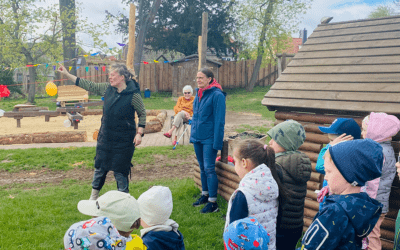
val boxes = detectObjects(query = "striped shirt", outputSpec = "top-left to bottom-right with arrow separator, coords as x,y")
76,78 -> 146,128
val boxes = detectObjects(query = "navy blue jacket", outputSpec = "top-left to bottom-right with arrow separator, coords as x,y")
142,230 -> 185,250
190,87 -> 226,150
301,192 -> 382,250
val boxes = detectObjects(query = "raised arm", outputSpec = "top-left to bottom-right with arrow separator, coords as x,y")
57,64 -> 110,96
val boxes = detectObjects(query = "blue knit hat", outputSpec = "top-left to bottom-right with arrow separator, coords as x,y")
328,139 -> 383,186
318,118 -> 361,139
224,217 -> 269,250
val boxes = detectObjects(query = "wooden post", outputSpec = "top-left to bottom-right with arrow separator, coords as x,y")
199,12 -> 208,70
198,36 -> 202,70
221,140 -> 229,164
126,4 -> 136,72
277,56 -> 282,77
282,53 -> 287,72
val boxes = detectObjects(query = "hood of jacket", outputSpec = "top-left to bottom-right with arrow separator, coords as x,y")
327,193 -> 382,237
366,112 -> 400,142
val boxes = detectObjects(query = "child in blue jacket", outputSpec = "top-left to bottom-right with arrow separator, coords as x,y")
138,186 -> 185,250
316,118 -> 361,210
300,139 -> 383,250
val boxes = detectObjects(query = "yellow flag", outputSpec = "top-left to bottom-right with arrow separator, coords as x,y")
154,60 -> 159,63
84,55 -> 88,57
69,66 -> 72,71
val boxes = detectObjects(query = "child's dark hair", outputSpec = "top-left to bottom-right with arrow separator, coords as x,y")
234,139 -> 289,204
198,67 -> 214,84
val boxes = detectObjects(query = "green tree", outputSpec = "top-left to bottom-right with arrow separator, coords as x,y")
0,0 -> 109,103
368,5 -> 395,19
0,68 -> 24,97
235,0 -> 312,91
107,0 -> 238,74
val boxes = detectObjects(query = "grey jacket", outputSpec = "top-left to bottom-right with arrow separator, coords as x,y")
376,141 -> 397,213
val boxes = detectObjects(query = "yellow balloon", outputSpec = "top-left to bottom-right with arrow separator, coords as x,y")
126,234 -> 147,250
45,81 -> 57,96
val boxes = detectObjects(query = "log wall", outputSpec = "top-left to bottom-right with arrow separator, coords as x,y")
193,110 -> 399,249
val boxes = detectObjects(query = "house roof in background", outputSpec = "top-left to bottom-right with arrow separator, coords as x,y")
170,54 -> 223,66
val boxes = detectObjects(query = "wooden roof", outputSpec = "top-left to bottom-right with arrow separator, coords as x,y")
263,15 -> 400,115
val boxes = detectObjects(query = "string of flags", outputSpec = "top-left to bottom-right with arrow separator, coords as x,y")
0,41 -> 201,72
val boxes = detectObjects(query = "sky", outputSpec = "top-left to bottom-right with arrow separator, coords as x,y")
38,0 -> 397,54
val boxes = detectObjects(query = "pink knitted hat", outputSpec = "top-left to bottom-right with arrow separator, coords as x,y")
365,112 -> 400,142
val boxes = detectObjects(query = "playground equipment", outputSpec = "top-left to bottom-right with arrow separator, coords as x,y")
65,111 -> 83,129
56,85 -> 89,107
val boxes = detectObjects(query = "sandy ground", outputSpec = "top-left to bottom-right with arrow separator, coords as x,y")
1,114 -> 157,142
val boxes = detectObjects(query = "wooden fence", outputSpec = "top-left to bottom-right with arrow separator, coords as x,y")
74,59 -> 277,92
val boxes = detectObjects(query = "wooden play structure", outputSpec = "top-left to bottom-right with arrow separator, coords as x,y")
262,15 -> 400,250
195,15 -> 400,250
56,85 -> 89,107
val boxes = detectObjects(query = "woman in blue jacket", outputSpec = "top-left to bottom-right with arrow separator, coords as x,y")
191,68 -> 226,214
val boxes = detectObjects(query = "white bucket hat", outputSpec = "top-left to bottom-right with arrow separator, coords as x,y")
77,190 -> 140,232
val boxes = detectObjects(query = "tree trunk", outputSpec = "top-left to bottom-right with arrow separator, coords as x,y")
247,0 -> 276,92
59,0 -> 77,85
134,0 -> 162,78
27,66 -> 37,104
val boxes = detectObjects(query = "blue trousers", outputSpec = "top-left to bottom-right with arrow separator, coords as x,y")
193,143 -> 219,201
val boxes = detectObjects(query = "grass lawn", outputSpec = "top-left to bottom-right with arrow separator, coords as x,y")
0,145 -> 195,172
0,146 -> 227,249
0,86 -> 275,120
0,178 -> 227,250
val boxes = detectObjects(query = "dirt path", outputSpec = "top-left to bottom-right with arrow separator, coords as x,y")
0,110 -> 272,187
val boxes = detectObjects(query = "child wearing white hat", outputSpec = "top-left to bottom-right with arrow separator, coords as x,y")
138,186 -> 185,250
76,191 -> 142,243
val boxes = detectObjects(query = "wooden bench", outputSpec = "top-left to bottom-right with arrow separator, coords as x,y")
67,112 -> 84,130
56,85 -> 89,107
3,111 -> 60,127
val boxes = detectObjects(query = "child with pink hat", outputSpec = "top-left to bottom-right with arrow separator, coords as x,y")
361,112 -> 400,250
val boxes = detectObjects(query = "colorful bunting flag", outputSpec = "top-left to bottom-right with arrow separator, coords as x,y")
85,67 -> 89,72
164,61 -> 169,63
77,66 -> 80,69
45,64 -> 49,68
117,43 -> 126,47
95,66 -> 98,71
91,52 -> 99,56
69,66 -> 72,71
154,60 -> 159,63
143,61 -> 149,64
84,55 -> 88,57
26,64 -> 33,67
102,66 -> 106,72
53,66 -> 56,70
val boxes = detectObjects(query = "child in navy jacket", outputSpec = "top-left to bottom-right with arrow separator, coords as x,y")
301,139 -> 383,250
138,186 -> 185,250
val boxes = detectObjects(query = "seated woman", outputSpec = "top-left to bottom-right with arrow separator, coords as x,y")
164,85 -> 194,145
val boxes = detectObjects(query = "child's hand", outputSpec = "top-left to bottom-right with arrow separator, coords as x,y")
330,133 -> 353,146
396,162 -> 400,178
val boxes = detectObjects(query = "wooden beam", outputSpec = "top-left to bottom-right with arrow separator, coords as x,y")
198,36 -> 202,70
199,12 -> 208,69
126,3 -> 136,72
